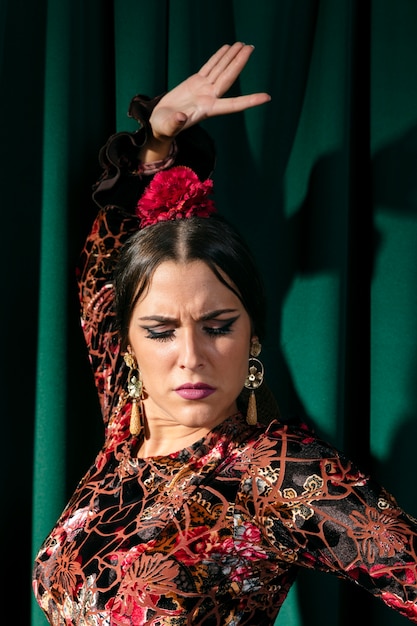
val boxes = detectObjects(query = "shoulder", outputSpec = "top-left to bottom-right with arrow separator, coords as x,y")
238,418 -> 368,489
243,417 -> 321,458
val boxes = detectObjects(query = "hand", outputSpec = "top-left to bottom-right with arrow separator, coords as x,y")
141,42 -> 271,162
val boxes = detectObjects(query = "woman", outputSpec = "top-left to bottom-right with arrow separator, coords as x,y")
33,43 -> 417,625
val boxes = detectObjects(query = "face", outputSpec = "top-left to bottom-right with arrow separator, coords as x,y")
128,260 -> 253,432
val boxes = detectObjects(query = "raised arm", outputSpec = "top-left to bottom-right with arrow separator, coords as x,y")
80,43 -> 270,423
139,42 -> 271,163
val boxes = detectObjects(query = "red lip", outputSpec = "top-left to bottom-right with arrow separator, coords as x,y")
176,383 -> 215,390
175,383 -> 215,400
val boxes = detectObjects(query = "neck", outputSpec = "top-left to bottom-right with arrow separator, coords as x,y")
135,399 -> 239,458
136,425 -> 212,458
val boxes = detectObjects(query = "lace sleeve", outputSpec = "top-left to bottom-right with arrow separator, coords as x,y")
238,422 -> 417,622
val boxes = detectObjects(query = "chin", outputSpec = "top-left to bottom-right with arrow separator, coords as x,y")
179,404 -> 236,428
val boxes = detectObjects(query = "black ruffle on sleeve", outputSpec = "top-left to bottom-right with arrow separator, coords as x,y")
92,94 -> 216,213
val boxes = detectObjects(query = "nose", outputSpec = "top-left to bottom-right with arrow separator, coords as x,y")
178,327 -> 205,370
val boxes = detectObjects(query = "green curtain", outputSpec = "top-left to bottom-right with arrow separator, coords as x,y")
1,1 -> 416,624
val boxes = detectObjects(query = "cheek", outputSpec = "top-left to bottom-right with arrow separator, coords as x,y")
221,340 -> 250,377
133,340 -> 177,375
237,351 -> 250,385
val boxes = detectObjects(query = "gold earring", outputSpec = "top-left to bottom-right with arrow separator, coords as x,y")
123,352 -> 144,435
244,338 -> 264,426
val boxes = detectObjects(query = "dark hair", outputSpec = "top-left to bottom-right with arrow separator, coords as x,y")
113,214 -> 266,351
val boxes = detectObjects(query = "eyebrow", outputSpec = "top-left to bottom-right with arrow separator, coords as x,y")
137,309 -> 240,323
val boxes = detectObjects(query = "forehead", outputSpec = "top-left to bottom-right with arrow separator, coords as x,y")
136,260 -> 241,310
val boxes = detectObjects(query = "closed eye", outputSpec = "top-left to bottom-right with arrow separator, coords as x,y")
143,327 -> 175,342
203,316 -> 239,336
142,316 -> 239,341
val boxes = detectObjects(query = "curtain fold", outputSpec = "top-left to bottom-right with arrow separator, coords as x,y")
0,1 -> 415,624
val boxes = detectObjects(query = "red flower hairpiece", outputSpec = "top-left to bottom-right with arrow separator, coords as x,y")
136,165 -> 216,227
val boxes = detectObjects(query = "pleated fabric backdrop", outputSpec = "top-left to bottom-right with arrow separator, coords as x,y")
1,0 -> 416,624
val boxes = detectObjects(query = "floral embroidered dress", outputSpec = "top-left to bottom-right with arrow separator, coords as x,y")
33,99 -> 417,625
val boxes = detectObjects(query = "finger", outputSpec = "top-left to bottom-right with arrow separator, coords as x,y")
211,48 -> 258,97
151,109 -> 188,140
198,43 -> 234,77
199,41 -> 248,82
204,42 -> 251,86
209,93 -> 271,116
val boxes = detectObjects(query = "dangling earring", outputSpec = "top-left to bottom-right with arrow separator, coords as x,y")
123,351 -> 144,435
244,338 -> 264,425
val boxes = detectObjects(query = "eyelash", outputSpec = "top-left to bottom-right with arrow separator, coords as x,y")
144,319 -> 237,342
